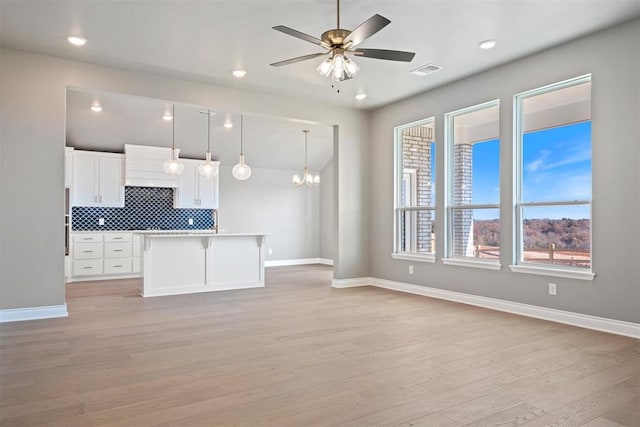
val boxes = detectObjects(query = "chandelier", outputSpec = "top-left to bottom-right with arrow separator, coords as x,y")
293,130 -> 320,187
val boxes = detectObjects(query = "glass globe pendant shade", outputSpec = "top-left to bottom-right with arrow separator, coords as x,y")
232,153 -> 252,180
163,149 -> 184,175
198,151 -> 217,179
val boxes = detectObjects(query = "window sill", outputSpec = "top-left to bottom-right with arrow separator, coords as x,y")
391,253 -> 436,263
442,258 -> 502,270
509,264 -> 595,281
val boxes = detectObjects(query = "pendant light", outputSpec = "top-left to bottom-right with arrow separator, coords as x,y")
162,104 -> 184,175
293,130 -> 320,187
198,109 -> 217,179
232,114 -> 252,180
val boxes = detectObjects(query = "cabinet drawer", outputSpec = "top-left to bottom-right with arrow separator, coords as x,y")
73,259 -> 103,276
105,233 -> 132,243
73,233 -> 103,243
105,242 -> 132,258
132,256 -> 141,273
73,242 -> 104,259
104,258 -> 132,274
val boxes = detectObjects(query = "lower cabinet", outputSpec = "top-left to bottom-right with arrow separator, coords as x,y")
70,231 -> 142,281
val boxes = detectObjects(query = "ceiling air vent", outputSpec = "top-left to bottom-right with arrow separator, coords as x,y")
410,63 -> 442,76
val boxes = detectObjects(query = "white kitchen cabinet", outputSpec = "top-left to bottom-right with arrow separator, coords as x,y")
72,151 -> 124,207
70,232 -> 140,280
173,159 -> 219,209
65,147 -> 74,188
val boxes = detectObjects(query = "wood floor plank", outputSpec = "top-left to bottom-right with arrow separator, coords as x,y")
0,265 -> 638,426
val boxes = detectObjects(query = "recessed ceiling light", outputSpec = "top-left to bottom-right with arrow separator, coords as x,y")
90,104 -> 102,112
67,35 -> 87,46
355,93 -> 367,100
479,39 -> 496,50
224,122 -> 233,129
162,113 -> 173,121
232,70 -> 247,78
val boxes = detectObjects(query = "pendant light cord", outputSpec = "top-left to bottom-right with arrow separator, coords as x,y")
240,114 -> 244,155
337,0 -> 340,28
207,109 -> 211,152
171,104 -> 176,151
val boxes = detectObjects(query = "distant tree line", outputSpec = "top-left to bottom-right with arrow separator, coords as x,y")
473,218 -> 590,250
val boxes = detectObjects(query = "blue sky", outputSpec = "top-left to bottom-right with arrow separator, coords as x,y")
471,121 -> 591,220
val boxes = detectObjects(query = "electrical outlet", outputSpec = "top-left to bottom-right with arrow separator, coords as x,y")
548,283 -> 557,296
98,218 -> 104,226
409,265 -> 414,274
188,218 -> 194,225
268,248 -> 273,255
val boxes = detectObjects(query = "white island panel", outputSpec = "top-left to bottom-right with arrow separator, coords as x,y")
138,232 -> 267,297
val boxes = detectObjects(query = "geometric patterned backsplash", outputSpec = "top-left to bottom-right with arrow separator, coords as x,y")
72,186 -> 215,231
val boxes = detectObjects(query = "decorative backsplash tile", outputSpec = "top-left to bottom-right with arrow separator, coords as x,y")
72,187 -> 214,231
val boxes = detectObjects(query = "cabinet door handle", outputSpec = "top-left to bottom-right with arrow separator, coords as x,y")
113,265 -> 123,268
83,250 -> 94,253
83,266 -> 93,269
99,195 -> 103,203
83,238 -> 93,240
94,195 -> 98,203
113,249 -> 123,252
113,237 -> 122,240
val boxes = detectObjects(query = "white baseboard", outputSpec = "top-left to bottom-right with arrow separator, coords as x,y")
331,277 -> 373,288
333,277 -> 640,339
266,258 -> 334,267
0,304 -> 68,323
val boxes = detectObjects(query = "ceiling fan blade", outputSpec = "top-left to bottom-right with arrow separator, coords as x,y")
273,25 -> 324,46
270,52 -> 328,67
343,14 -> 390,47
352,48 -> 416,62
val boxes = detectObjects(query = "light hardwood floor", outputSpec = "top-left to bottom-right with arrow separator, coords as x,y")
1,265 -> 638,426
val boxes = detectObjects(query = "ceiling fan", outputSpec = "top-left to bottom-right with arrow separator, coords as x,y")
270,0 -> 415,82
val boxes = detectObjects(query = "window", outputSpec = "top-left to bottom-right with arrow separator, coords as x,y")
512,75 -> 593,279
444,100 -> 501,269
393,118 -> 436,262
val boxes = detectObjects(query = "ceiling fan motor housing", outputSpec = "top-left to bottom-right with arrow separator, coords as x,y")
321,29 -> 352,48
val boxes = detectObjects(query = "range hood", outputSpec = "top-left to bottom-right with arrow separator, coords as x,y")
125,144 -> 180,188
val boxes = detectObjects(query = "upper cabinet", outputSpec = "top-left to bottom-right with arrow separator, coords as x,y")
174,159 -> 219,209
72,151 -> 125,207
65,147 -> 74,188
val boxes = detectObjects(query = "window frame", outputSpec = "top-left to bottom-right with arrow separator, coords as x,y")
511,74 -> 595,280
392,117 -> 436,263
443,99 -> 502,270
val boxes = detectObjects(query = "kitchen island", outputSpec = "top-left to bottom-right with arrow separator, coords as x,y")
135,231 -> 268,297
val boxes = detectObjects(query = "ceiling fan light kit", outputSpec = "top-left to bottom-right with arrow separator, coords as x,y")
271,0 -> 415,82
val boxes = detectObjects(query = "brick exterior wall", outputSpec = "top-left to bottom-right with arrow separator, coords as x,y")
453,143 -> 474,256
401,126 -> 434,253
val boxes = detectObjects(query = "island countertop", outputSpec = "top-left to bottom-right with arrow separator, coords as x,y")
134,231 -> 269,238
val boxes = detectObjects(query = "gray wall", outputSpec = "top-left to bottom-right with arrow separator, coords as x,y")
369,20 -> 640,323
319,159 -> 335,261
0,48 -> 369,310
218,165 -> 320,261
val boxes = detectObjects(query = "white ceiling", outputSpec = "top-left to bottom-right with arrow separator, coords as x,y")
2,1 -> 638,109
66,89 -> 334,171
